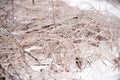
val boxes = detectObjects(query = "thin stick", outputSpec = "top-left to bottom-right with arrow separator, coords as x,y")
51,0 -> 56,28
8,64 -> 22,80
32,0 -> 35,5
25,51 -> 41,65
12,0 -> 14,22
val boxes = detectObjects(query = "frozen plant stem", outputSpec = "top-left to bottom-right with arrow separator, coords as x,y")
32,0 -> 35,5
51,0 -> 56,28
9,64 -> 22,80
11,0 -> 14,25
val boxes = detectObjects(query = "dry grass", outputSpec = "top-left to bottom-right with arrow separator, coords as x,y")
0,0 -> 120,80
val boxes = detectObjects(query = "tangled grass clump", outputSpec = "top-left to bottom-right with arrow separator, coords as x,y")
0,0 -> 120,80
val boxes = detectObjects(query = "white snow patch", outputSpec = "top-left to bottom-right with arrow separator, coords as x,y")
11,31 -> 19,35
76,60 -> 120,80
62,0 -> 120,18
11,31 -> 25,35
53,72 -> 76,80
118,38 -> 120,43
31,65 -> 48,71
24,46 -> 42,52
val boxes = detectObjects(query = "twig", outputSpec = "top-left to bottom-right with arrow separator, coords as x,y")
8,64 -> 22,80
51,0 -> 56,28
24,51 -> 41,65
2,25 -> 30,68
32,0 -> 35,5
11,0 -> 14,25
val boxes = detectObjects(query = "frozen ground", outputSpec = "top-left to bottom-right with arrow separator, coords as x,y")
23,0 -> 120,80
0,0 -> 120,80
36,0 -> 119,79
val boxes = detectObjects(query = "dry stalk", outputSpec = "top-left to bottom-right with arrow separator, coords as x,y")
32,0 -> 35,5
51,0 -> 56,28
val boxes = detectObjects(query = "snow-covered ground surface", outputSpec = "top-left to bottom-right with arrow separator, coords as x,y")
62,0 -> 120,18
33,0 -> 120,79
0,0 -> 120,80
23,0 -> 120,79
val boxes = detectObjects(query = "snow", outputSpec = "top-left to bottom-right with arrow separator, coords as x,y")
29,60 -> 120,80
31,65 -> 48,71
24,46 -> 42,52
45,1 -> 120,80
62,0 -> 120,18
79,60 -> 120,80
6,0 -> 120,80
